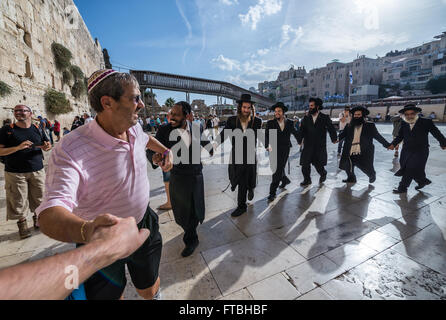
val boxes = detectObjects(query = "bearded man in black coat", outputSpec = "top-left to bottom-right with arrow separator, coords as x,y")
148,101 -> 213,257
339,106 -> 391,183
390,104 -> 446,194
215,94 -> 263,217
297,98 -> 338,186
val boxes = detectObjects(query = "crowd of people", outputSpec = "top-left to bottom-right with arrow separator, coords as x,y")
0,68 -> 445,300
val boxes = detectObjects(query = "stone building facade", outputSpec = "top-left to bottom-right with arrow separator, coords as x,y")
0,0 -> 104,128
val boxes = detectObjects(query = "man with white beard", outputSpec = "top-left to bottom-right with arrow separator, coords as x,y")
389,104 -> 446,194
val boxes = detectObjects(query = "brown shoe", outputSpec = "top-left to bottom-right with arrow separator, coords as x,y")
157,203 -> 172,210
17,219 -> 32,239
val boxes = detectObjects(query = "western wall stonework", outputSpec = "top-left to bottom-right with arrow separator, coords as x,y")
0,0 -> 104,128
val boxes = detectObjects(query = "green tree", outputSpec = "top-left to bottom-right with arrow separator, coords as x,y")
165,97 -> 175,108
426,75 -> 446,94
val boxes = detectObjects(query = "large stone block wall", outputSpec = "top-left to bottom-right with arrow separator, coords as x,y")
0,0 -> 104,129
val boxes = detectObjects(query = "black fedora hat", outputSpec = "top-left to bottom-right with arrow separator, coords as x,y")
309,97 -> 324,110
237,93 -> 255,104
270,102 -> 288,113
399,104 -> 422,114
350,106 -> 370,116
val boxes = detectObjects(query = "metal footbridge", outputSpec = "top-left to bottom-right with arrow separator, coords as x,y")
130,70 -> 275,108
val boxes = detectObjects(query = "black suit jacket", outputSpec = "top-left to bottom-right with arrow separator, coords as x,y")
217,115 -> 263,190
265,118 -> 299,149
147,121 -> 211,176
391,118 -> 446,174
339,122 -> 390,171
297,113 -> 338,166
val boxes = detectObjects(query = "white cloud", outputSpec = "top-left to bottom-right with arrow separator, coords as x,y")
176,0 -> 193,39
213,55 -> 287,88
211,55 -> 241,71
280,25 -> 304,48
219,0 -> 239,5
300,18 -> 409,53
239,0 -> 282,30
257,48 -> 270,56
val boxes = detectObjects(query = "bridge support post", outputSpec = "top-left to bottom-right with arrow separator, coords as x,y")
186,92 -> 190,104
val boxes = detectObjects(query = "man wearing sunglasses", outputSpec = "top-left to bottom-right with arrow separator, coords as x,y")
0,104 -> 51,239
36,69 -> 173,300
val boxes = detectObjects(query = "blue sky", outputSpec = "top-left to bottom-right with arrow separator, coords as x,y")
74,0 -> 446,106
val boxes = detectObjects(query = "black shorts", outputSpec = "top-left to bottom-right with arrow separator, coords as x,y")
79,206 -> 162,300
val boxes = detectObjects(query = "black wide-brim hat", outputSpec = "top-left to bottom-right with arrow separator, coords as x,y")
350,106 -> 370,116
270,102 -> 288,112
399,104 -> 422,114
309,97 -> 324,110
237,93 -> 255,104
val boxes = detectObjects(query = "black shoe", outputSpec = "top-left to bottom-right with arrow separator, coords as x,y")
267,195 -> 276,202
181,241 -> 199,257
279,178 -> 291,189
369,174 -> 376,184
32,214 -> 39,230
415,179 -> 432,190
300,180 -> 312,187
393,188 -> 407,194
231,207 -> 247,217
342,177 -> 357,183
319,174 -> 327,184
248,189 -> 254,201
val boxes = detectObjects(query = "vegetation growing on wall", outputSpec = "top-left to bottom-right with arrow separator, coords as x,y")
51,42 -> 72,71
44,88 -> 72,114
0,81 -> 12,97
51,42 -> 87,99
71,80 -> 87,99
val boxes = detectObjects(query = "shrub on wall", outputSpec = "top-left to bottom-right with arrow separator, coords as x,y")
44,88 -> 72,114
0,81 -> 12,97
51,42 -> 72,71
69,65 -> 84,80
71,80 -> 87,99
62,70 -> 73,85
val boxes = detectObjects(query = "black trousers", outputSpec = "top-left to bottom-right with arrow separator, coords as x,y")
399,169 -> 428,189
338,130 -> 345,154
183,212 -> 199,247
237,180 -> 249,210
235,164 -> 256,210
345,155 -> 376,179
302,153 -> 327,181
270,148 -> 290,195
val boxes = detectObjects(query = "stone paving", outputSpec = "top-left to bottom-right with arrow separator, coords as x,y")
1,124 -> 446,300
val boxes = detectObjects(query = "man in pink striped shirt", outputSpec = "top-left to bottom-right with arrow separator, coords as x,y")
36,70 -> 172,300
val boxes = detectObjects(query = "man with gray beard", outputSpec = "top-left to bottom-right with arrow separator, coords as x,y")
390,104 -> 446,194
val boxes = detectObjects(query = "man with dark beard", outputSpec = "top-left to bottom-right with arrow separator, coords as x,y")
265,102 -> 299,202
297,97 -> 338,186
215,94 -> 262,217
148,101 -> 212,257
339,106 -> 391,183
390,104 -> 446,194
